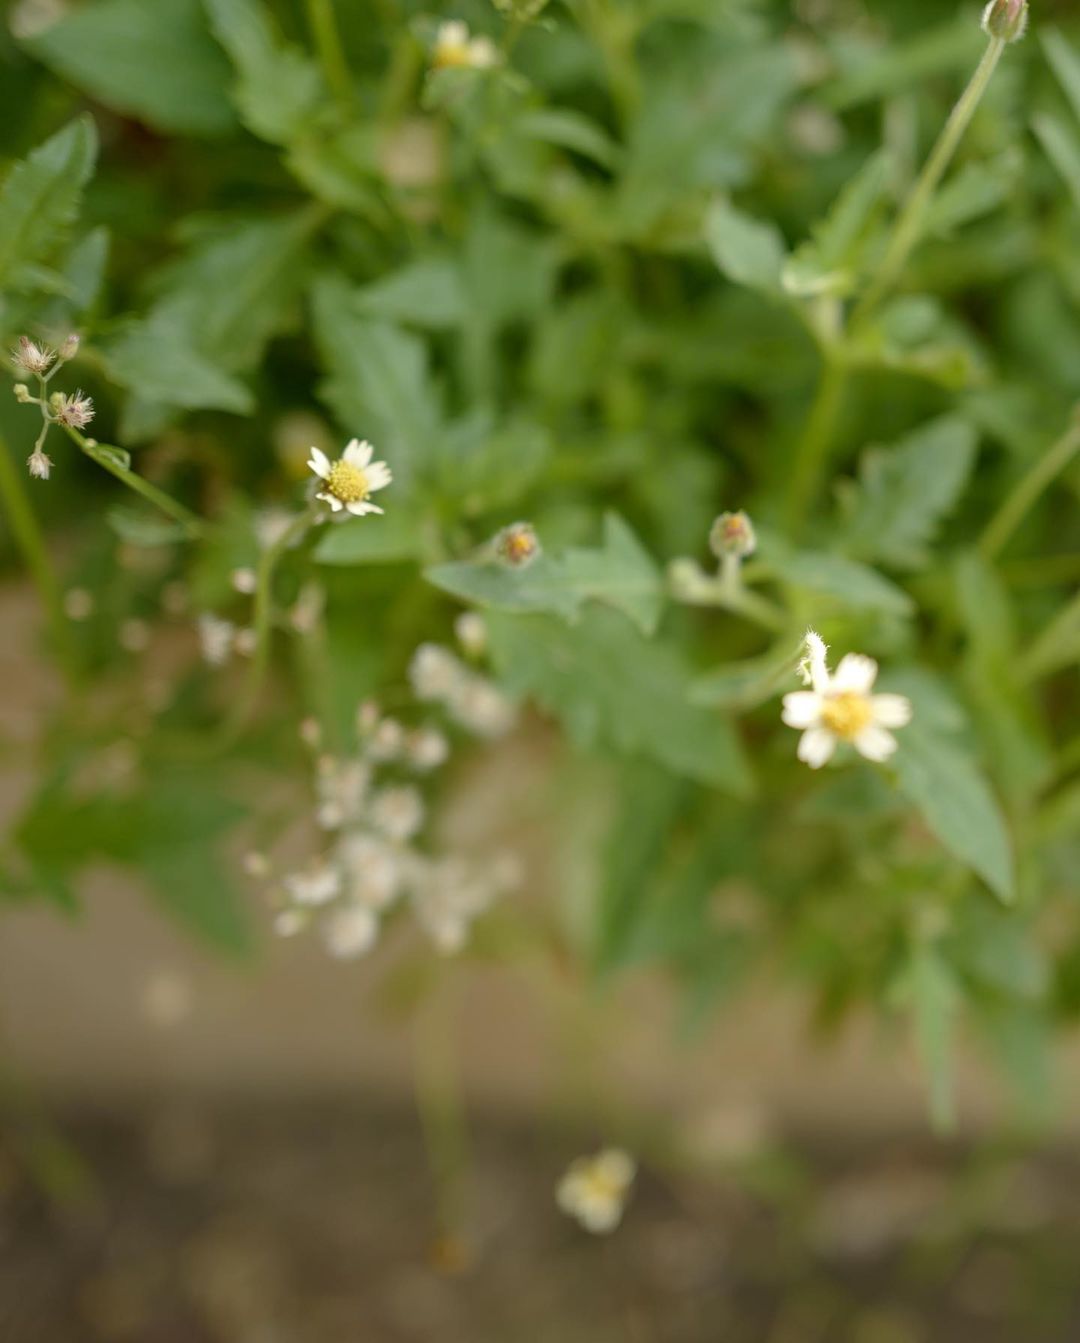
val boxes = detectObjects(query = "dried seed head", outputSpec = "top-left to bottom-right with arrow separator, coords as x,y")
981,0 -> 1028,41
52,389 -> 95,429
12,336 -> 55,377
709,510 -> 757,561
495,521 -> 541,568
26,447 -> 53,480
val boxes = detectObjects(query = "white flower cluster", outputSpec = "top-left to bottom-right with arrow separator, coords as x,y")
254,622 -> 520,960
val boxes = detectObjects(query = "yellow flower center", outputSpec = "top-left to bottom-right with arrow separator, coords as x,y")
821,691 -> 874,741
326,460 -> 369,504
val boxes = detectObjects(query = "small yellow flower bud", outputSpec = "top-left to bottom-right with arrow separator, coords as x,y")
709,510 -> 756,561
13,383 -> 32,403
494,521 -> 541,568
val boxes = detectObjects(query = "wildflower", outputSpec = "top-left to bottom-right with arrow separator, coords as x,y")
58,332 -> 80,361
782,630 -> 913,769
64,588 -> 94,620
321,904 -> 379,959
557,1149 -> 636,1234
339,834 -> 402,910
52,389 -> 94,429
412,856 -> 496,954
283,863 -> 341,907
315,756 -> 370,829
308,438 -> 392,516
495,521 -> 541,568
981,0 -> 1028,42
432,19 -> 499,71
450,678 -> 516,738
371,785 -> 425,842
11,336 -> 55,377
709,510 -> 756,561
409,643 -> 466,701
368,717 -> 406,763
231,567 -> 257,595
197,613 -> 235,667
455,611 -> 488,658
26,447 -> 52,480
406,726 -> 450,772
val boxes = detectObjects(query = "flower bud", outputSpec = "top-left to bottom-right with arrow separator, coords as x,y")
981,0 -> 1028,42
13,383 -> 32,403
709,510 -> 757,561
59,332 -> 81,361
494,521 -> 541,568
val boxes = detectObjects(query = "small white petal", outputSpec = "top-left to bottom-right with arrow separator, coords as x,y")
782,692 -> 823,729
366,461 -> 393,491
798,727 -> 837,769
308,446 -> 331,479
343,438 -> 374,468
854,725 -> 898,763
346,500 -> 383,516
832,654 -> 878,695
871,693 -> 913,729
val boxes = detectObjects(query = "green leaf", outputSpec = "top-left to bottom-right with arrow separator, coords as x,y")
203,0 -> 323,143
106,505 -> 188,547
103,312 -> 255,414
354,259 -> 465,329
923,153 -> 1018,238
427,513 -> 663,635
1042,29 -> 1080,127
314,507 -> 429,565
839,416 -> 978,569
487,607 -> 753,795
514,108 -> 621,170
705,198 -> 787,295
286,127 -> 388,222
891,713 -> 1016,904
312,278 -> 442,490
768,548 -> 915,616
23,0 -> 236,136
0,116 -> 97,289
783,152 -> 889,298
1033,113 -> 1080,215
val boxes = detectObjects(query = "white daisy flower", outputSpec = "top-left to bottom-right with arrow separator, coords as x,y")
782,630 -> 913,770
307,439 -> 392,517
432,19 -> 499,70
321,904 -> 380,960
557,1149 -> 636,1235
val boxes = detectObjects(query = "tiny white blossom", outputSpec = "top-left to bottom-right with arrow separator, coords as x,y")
371,785 -> 425,842
283,864 -> 341,907
409,643 -> 466,702
411,856 -> 498,955
273,908 -> 307,938
315,757 -> 371,829
557,1149 -> 636,1234
450,678 -> 516,738
26,447 -> 52,479
231,567 -> 257,595
782,630 -> 913,770
321,904 -> 380,959
243,851 -> 271,878
255,507 -> 296,550
368,717 -> 406,762
339,834 -> 403,910
406,726 -> 450,772
308,439 -> 392,517
454,611 -> 488,657
52,389 -> 94,429
197,613 -> 235,667
432,19 -> 499,70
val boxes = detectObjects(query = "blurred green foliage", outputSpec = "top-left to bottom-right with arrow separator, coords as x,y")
1,0 -> 1079,1127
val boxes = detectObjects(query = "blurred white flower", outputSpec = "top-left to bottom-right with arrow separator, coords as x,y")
450,678 -> 516,738
557,1149 -> 636,1234
783,630 -> 912,769
412,856 -> 498,954
283,864 -> 341,907
371,786 -> 425,842
231,567 -> 257,595
321,904 -> 380,959
308,439 -> 392,516
141,970 -> 192,1029
197,613 -> 235,667
454,611 -> 488,657
338,834 -> 403,910
432,19 -> 499,70
406,726 -> 450,772
315,757 -> 371,830
64,587 -> 94,620
368,716 -> 406,762
409,643 -> 466,701
273,908 -> 307,938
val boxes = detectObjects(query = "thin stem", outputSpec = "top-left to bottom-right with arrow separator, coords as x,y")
211,509 -> 315,748
304,0 -> 353,110
854,35 -> 1006,326
414,981 -> 470,1258
61,426 -> 205,540
782,355 -> 847,532
1018,588 -> 1080,684
980,412 -> 1080,559
0,432 -> 77,679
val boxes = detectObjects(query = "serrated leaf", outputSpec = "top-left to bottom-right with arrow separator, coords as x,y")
892,718 -> 1015,904
203,0 -> 323,143
487,607 -> 753,794
23,0 -> 236,136
840,416 -> 978,569
706,198 -> 787,295
427,514 -> 663,635
769,549 -> 915,616
313,507 -> 429,565
783,151 -> 889,298
0,116 -> 97,289
354,259 -> 465,329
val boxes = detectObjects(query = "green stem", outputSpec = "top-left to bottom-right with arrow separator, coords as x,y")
1018,588 -> 1080,684
782,354 -> 847,532
854,35 -> 1006,326
212,509 -> 314,748
62,427 -> 205,540
0,432 -> 77,679
979,412 -> 1080,559
414,981 -> 469,1255
304,0 -> 353,110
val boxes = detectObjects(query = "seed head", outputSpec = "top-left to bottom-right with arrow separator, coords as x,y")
12,336 -> 55,377
53,389 -> 95,429
981,0 -> 1028,42
26,447 -> 53,480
